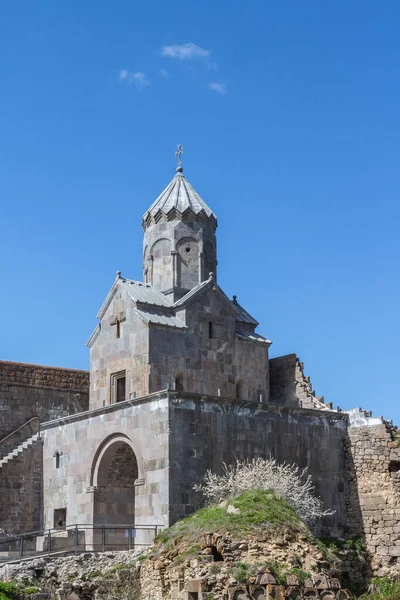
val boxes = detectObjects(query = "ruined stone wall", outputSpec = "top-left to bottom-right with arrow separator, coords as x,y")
0,440 -> 42,534
269,354 -> 329,410
346,423 -> 400,577
0,361 -> 89,441
168,392 -> 348,536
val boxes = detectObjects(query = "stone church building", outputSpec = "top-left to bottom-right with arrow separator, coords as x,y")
1,159 -> 399,575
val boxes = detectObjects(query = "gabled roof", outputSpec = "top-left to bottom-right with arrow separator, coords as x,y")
236,330 -> 272,345
172,277 -> 213,308
96,276 -> 173,320
120,279 -> 172,307
231,296 -> 259,326
134,307 -> 186,329
142,169 -> 217,229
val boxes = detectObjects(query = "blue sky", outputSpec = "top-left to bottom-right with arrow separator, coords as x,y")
1,1 -> 399,423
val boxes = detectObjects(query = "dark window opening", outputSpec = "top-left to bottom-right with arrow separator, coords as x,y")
111,371 -> 126,404
55,452 -> 60,469
175,374 -> 184,392
54,508 -> 66,529
389,461 -> 400,474
185,247 -> 191,253
208,321 -> 213,339
211,545 -> 224,562
236,380 -> 244,400
116,376 -> 126,402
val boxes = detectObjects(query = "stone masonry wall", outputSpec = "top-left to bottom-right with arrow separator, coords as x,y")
41,394 -> 170,531
269,354 -> 330,410
169,392 -> 348,536
0,361 -> 89,535
346,423 -> 400,577
0,361 -> 89,440
89,288 -> 150,410
149,287 -> 269,403
0,440 -> 43,534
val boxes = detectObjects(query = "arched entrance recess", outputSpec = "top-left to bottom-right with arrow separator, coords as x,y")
91,435 -> 139,528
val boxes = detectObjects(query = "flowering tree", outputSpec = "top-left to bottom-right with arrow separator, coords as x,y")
194,457 -> 335,525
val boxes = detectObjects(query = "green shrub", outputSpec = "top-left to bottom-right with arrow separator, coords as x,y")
137,554 -> 147,562
22,588 -> 39,595
230,562 -> 251,583
0,582 -> 19,600
320,535 -> 366,553
358,577 -> 400,600
209,564 -> 221,575
288,567 -> 310,586
87,570 -> 104,580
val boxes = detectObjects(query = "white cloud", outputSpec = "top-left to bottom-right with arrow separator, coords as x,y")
119,69 -> 150,89
208,82 -> 227,95
161,42 -> 211,61
159,69 -> 169,77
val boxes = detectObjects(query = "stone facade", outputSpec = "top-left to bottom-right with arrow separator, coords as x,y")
0,163 -> 398,584
0,361 -> 89,440
168,392 -> 347,533
346,421 -> 400,577
40,390 -> 347,537
41,394 -> 169,534
0,361 -> 89,534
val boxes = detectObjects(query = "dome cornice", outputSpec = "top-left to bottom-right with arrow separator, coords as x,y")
142,171 -> 217,230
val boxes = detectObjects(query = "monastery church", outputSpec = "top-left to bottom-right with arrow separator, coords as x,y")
0,152 -> 399,574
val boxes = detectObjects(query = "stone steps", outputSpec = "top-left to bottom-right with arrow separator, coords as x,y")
0,432 -> 40,468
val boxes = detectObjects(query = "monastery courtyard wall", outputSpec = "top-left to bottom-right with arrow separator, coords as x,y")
346,422 -> 400,576
41,391 -> 349,537
0,361 -> 89,534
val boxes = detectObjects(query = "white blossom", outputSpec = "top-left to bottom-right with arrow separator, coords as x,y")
194,458 -> 335,525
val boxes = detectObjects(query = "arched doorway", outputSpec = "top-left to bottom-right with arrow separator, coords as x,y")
91,436 -> 139,549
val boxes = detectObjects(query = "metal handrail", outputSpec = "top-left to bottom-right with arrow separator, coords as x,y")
0,417 -> 41,447
0,523 -> 161,542
0,523 -> 161,564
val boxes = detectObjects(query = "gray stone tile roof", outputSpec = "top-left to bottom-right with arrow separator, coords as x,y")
172,277 -> 212,308
231,296 -> 259,326
236,330 -> 271,344
135,308 -> 186,329
120,279 -> 173,307
142,171 -> 217,228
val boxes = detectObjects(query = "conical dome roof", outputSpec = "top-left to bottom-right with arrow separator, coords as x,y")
142,169 -> 217,230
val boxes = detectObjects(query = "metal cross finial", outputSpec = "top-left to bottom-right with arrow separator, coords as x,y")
175,144 -> 184,171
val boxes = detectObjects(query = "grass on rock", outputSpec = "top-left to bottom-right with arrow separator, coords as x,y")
357,577 -> 400,600
157,490 -> 302,548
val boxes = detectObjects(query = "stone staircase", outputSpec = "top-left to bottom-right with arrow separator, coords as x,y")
0,432 -> 41,468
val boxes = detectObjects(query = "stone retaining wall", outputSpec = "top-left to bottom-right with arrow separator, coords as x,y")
346,423 -> 400,577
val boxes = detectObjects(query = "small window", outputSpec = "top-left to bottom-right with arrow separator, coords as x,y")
208,321 -> 213,339
175,373 -> 184,392
236,380 -> 244,400
55,452 -> 60,468
54,508 -> 66,529
111,371 -> 126,403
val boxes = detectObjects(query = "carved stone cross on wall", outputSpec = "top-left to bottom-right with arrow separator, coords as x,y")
110,314 -> 126,338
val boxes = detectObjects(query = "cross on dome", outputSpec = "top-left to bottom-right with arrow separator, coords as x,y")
175,144 -> 184,172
